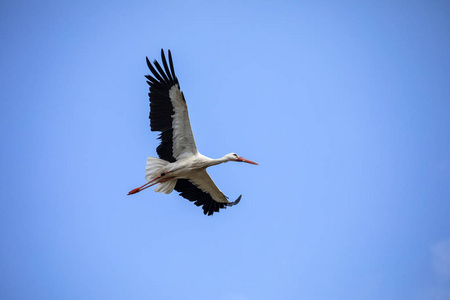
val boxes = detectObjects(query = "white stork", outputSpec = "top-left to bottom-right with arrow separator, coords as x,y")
128,49 -> 258,215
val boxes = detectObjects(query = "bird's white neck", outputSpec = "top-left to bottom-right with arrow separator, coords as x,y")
208,155 -> 230,167
194,153 -> 233,169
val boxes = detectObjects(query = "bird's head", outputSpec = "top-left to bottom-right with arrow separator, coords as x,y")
226,153 -> 258,165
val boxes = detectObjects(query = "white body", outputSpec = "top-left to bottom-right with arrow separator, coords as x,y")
145,153 -> 238,203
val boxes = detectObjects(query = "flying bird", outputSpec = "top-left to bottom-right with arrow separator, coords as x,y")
128,49 -> 258,215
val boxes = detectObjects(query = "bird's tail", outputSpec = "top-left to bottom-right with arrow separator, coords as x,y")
145,156 -> 168,181
154,178 -> 177,194
145,157 -> 177,194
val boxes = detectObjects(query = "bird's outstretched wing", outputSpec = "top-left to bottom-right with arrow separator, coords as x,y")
146,49 -> 197,162
175,170 -> 242,216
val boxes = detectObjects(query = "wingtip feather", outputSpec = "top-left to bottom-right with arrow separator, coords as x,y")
228,195 -> 242,207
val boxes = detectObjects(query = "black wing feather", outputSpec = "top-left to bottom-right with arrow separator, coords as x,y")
146,49 -> 179,162
145,75 -> 159,85
174,179 -> 240,216
153,60 -> 170,83
160,49 -> 174,82
168,50 -> 177,83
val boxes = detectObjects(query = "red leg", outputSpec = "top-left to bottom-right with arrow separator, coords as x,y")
128,174 -> 175,195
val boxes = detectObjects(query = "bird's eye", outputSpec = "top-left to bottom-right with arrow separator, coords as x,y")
233,153 -> 238,157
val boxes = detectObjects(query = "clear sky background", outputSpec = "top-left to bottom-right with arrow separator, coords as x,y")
1,0 -> 450,299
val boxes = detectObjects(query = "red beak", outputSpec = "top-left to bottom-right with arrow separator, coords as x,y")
235,156 -> 258,165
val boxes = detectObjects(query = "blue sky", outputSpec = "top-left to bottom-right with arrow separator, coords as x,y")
1,0 -> 450,299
